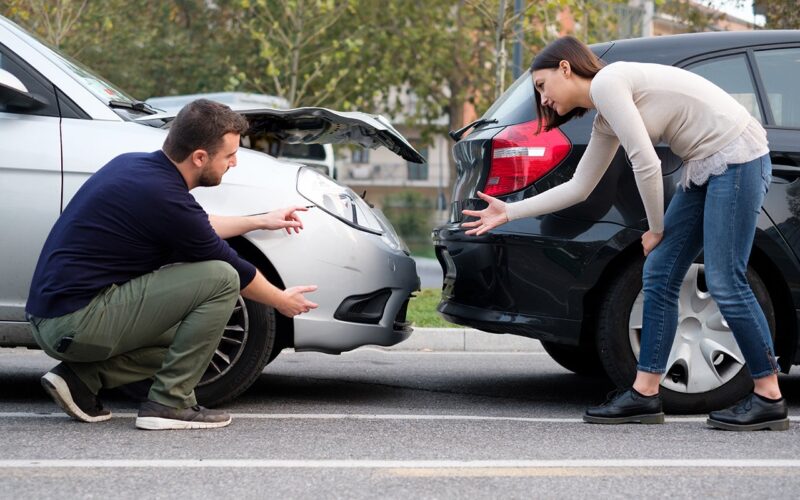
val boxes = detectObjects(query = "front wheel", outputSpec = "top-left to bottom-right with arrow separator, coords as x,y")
195,297 -> 277,407
596,259 -> 775,414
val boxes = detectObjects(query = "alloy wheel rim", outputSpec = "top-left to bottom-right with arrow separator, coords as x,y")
199,296 -> 249,386
628,263 -> 746,393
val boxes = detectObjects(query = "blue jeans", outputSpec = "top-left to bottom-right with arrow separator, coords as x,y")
638,154 -> 778,379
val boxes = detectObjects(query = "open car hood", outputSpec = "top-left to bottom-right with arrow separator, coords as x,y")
139,106 -> 425,164
241,107 -> 425,164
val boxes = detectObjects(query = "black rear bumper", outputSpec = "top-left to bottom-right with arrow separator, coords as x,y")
437,298 -> 583,344
432,218 -> 637,346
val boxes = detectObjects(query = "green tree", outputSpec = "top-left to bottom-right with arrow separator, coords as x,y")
233,0 -> 371,108
2,0 -> 247,99
757,0 -> 800,29
656,0 -> 731,32
348,0 -> 626,194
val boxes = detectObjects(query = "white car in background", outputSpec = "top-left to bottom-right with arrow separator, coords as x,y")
146,92 -> 338,179
0,15 -> 423,405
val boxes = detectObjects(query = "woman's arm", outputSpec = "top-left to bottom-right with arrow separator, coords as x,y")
505,130 -> 620,221
590,70 -> 664,233
462,129 -> 619,235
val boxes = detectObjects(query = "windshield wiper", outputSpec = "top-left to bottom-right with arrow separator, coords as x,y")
109,99 -> 158,115
449,118 -> 498,142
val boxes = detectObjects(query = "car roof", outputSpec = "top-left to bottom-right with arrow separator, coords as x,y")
597,30 -> 800,65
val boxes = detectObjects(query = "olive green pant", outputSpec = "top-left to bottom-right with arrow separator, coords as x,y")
29,261 -> 240,408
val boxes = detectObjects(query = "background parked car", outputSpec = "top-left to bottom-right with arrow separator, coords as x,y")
434,30 -> 800,412
0,15 -> 423,406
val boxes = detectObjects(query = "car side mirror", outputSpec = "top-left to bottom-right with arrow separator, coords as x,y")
0,68 -> 48,112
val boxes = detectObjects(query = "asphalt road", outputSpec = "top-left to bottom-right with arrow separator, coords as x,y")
2,345 -> 800,499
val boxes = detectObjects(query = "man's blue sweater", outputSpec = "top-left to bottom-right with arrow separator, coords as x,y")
26,150 -> 256,318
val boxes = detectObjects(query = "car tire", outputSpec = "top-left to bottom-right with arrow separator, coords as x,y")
596,257 -> 775,414
541,340 -> 607,376
195,296 -> 277,407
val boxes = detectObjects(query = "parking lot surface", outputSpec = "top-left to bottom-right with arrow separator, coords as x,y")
2,344 -> 800,499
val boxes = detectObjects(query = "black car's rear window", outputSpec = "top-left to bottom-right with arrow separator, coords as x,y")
481,72 -> 536,127
481,43 -> 613,128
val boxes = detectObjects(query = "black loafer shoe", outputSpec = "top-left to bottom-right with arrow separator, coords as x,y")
707,393 -> 789,431
584,388 -> 665,424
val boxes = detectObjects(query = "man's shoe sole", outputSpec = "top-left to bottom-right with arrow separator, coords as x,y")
135,416 -> 232,430
583,413 -> 665,424
706,417 -> 790,431
41,372 -> 111,423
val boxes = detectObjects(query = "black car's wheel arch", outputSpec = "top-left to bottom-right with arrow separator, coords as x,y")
747,243 -> 796,372
227,236 -> 294,353
578,231 -> 645,349
580,232 -> 797,372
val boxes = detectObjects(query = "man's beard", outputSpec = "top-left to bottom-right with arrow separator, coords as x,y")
199,167 -> 223,187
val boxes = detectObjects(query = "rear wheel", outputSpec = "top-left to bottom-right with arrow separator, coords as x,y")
596,258 -> 775,413
195,296 -> 277,407
541,340 -> 606,376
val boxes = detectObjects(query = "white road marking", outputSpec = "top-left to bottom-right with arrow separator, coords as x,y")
0,459 -> 799,469
347,349 -> 548,355
1,412 -> 798,423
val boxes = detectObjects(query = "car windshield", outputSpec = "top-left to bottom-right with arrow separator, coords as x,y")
9,17 -> 141,113
52,52 -> 135,105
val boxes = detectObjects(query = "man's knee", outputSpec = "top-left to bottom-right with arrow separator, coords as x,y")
203,260 -> 240,291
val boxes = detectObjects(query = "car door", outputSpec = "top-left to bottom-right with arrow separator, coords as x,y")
684,45 -> 800,262
750,46 -> 800,261
0,42 -> 62,322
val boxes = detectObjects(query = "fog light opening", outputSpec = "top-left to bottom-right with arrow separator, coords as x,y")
334,288 -> 392,324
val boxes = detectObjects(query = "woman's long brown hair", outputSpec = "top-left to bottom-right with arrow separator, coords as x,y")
530,36 -> 605,133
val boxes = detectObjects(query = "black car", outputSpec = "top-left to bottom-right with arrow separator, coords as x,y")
433,30 -> 800,412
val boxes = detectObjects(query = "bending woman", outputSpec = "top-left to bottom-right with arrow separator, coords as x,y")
462,36 -> 788,431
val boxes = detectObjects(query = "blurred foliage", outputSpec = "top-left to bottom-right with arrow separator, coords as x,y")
3,0 -> 249,98
757,0 -> 800,29
656,0 -> 731,32
381,190 -> 434,256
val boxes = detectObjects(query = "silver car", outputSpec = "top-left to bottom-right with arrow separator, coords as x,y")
0,16 -> 422,405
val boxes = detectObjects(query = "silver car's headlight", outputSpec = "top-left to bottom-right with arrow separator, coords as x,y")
297,167 -> 384,235
373,208 -> 407,253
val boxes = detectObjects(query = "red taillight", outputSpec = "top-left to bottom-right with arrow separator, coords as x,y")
484,121 -> 571,196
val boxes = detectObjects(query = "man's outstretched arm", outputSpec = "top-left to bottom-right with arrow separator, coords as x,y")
209,206 -> 309,239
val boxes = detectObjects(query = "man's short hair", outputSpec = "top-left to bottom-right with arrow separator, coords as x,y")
163,99 -> 250,162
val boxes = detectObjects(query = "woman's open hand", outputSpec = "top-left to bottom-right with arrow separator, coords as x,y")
461,191 -> 509,236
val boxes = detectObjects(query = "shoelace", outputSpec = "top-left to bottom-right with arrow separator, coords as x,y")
732,394 -> 754,415
600,388 -> 628,407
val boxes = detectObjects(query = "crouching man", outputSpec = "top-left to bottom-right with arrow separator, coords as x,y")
25,99 -> 317,430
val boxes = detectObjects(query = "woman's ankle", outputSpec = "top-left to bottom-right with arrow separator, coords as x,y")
633,371 -> 661,396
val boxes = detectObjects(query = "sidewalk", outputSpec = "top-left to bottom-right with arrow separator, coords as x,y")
387,327 -> 545,352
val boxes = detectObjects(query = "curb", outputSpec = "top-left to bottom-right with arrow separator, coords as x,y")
387,327 -> 545,353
